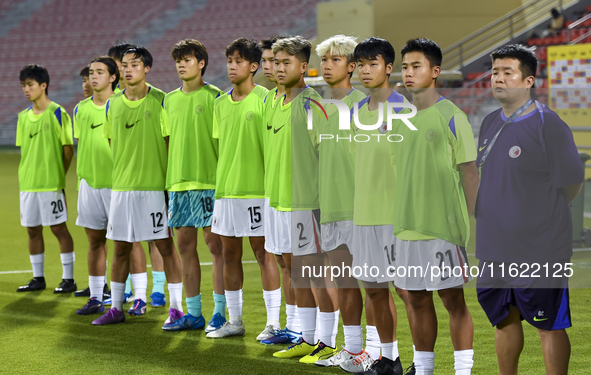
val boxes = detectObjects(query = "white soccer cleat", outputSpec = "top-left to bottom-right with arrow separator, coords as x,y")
339,350 -> 374,373
256,324 -> 279,341
205,321 -> 245,338
315,346 -> 355,367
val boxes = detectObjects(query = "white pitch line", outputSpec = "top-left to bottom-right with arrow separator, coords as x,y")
0,260 -> 260,275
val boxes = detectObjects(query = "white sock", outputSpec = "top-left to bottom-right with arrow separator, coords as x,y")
168,282 -> 183,312
314,306 -> 321,343
225,289 -> 243,323
298,306 -> 317,344
30,253 -> 44,277
454,349 -> 474,375
286,304 -> 300,332
365,325 -> 381,361
130,272 -> 147,302
319,310 -> 339,347
413,344 -> 417,363
262,287 -> 281,327
392,340 -> 399,361
415,351 -> 435,375
89,275 -> 105,301
60,252 -> 74,279
344,325 -> 363,354
111,281 -> 125,311
381,342 -> 394,361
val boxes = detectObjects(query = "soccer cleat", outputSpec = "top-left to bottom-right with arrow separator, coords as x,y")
256,324 -> 279,341
163,308 -> 184,326
205,312 -> 227,333
339,351 -> 375,373
124,292 -> 134,303
273,338 -> 316,358
260,328 -> 302,345
74,287 -> 90,297
16,278 -> 46,292
403,362 -> 416,375
149,292 -> 166,307
54,279 -> 77,294
299,341 -> 338,364
103,284 -> 111,300
102,297 -> 112,306
76,297 -> 105,315
162,313 -> 205,331
315,346 -> 358,367
92,307 -> 125,325
127,299 -> 147,316
353,356 -> 403,375
206,321 -> 245,338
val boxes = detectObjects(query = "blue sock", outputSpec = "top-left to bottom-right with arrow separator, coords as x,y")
151,271 -> 166,295
125,274 -> 132,294
186,294 -> 202,317
213,292 -> 226,318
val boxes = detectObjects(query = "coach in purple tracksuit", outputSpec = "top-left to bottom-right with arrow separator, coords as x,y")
475,44 -> 584,375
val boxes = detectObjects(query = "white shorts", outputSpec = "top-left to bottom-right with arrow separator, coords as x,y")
20,190 -> 68,227
291,210 -> 322,256
350,225 -> 397,283
321,220 -> 354,252
212,198 -> 265,237
106,190 -> 171,243
76,179 -> 111,230
393,238 -> 472,291
264,201 -> 291,255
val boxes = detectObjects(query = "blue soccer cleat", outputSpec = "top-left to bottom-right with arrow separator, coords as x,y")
124,292 -> 134,304
162,313 -> 205,331
76,297 -> 104,315
204,312 -> 227,333
150,292 -> 166,307
127,299 -> 147,316
260,328 -> 303,345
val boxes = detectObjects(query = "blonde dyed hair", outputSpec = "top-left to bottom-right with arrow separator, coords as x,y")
272,36 -> 312,63
315,35 -> 358,62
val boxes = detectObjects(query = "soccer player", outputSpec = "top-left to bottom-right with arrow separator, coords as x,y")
347,37 -> 410,375
475,44 -> 582,375
266,36 -> 340,363
258,36 -> 303,345
80,66 -> 92,98
392,38 -> 478,375
73,56 -> 118,314
310,35 -> 379,372
16,65 -> 77,294
206,38 -> 281,339
160,39 -> 226,332
108,42 -> 133,94
92,46 -> 183,325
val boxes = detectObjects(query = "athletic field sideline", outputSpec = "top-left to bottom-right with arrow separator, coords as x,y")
1,151 -> 590,375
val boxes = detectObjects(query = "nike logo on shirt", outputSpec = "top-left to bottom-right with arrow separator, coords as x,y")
90,123 -> 103,129
266,124 -> 273,130
479,146 -> 486,152
273,125 -> 285,134
125,121 -> 139,129
29,131 -> 40,139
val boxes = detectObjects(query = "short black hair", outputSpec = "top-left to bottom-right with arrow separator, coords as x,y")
490,44 -> 537,78
353,37 -> 395,67
108,42 -> 134,61
90,56 -> 120,91
19,64 -> 49,95
122,46 -> 153,68
171,39 -> 209,76
79,66 -> 89,78
225,38 -> 262,75
400,38 -> 442,68
260,35 -> 289,51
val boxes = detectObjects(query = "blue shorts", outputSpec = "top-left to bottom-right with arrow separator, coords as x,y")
476,260 -> 571,331
168,190 -> 215,228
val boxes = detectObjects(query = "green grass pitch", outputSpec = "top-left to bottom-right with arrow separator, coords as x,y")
0,151 -> 590,374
